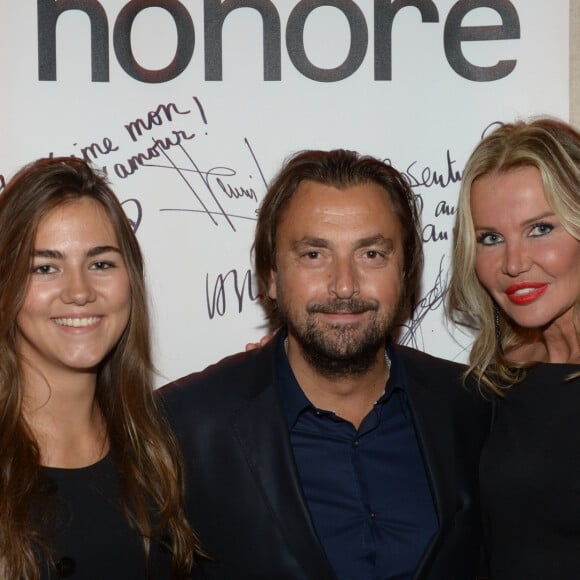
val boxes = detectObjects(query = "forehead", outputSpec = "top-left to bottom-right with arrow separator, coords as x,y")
470,166 -> 550,216
276,179 -> 401,242
35,198 -> 117,244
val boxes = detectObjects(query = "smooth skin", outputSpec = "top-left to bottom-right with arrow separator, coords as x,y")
17,198 -> 131,467
471,166 -> 580,364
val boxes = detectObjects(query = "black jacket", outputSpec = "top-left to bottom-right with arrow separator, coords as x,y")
160,340 -> 491,579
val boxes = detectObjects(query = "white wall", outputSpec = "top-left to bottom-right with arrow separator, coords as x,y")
0,1 -> 569,385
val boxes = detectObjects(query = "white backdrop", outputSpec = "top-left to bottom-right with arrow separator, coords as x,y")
0,1 -> 570,385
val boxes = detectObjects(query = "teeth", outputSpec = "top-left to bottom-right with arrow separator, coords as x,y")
54,317 -> 100,328
513,287 -> 540,295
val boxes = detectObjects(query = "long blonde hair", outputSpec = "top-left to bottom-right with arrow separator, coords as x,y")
448,118 -> 580,395
0,157 -> 199,578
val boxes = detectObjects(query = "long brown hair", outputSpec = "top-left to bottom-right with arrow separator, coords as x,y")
0,157 -> 199,578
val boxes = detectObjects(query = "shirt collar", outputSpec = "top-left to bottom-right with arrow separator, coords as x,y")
275,329 -> 406,430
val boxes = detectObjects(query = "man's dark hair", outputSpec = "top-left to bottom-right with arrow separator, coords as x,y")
253,149 -> 423,329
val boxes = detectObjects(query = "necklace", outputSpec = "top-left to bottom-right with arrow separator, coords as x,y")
384,349 -> 392,369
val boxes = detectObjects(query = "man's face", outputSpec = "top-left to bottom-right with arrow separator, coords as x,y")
268,180 -> 405,377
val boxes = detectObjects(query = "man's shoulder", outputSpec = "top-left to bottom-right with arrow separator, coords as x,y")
394,343 -> 467,374
394,343 -> 483,398
158,341 -> 276,410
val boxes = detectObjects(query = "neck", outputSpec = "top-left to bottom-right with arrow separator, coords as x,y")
540,317 -> 580,363
22,365 -> 108,468
286,335 -> 390,429
510,317 -> 580,364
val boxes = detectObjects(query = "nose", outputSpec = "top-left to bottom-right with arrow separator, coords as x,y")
61,269 -> 96,305
330,256 -> 359,298
501,240 -> 531,277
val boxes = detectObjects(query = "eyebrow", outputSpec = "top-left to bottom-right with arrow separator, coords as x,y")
356,235 -> 394,250
32,246 -> 122,259
291,235 -> 395,250
521,211 -> 556,226
474,211 -> 556,230
291,237 -> 328,250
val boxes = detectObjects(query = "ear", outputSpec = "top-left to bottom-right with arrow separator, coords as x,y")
267,269 -> 277,300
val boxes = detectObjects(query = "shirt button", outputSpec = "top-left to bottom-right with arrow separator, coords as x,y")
56,557 -> 75,577
353,439 -> 360,447
370,512 -> 376,519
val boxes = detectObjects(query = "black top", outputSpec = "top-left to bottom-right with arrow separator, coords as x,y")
480,363 -> 580,579
39,454 -> 172,580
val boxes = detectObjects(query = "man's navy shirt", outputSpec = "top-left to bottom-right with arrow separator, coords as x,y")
276,333 -> 438,580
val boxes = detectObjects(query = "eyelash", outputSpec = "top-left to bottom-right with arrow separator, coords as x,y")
31,260 -> 116,274
529,222 -> 554,236
32,264 -> 56,275
302,251 -> 320,259
476,221 -> 555,246
91,261 -> 115,270
476,232 -> 501,246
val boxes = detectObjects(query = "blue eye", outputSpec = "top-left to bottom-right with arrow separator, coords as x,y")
476,232 -> 503,246
529,222 -> 554,237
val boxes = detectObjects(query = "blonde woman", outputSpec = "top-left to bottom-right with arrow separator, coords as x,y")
448,118 -> 580,579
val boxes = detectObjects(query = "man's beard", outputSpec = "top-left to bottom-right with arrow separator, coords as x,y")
279,296 -> 402,378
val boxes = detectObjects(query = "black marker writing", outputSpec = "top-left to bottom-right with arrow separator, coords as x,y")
403,149 -> 462,189
159,138 -> 265,231
206,268 -> 258,319
114,130 -> 196,179
398,255 -> 448,349
121,198 -> 142,232
422,223 -> 448,242
124,101 -> 191,142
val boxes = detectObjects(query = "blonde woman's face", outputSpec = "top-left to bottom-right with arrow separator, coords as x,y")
471,166 -> 580,330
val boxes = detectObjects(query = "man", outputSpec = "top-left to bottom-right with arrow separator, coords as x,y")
161,150 -> 490,579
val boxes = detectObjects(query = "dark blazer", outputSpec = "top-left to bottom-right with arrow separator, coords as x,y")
160,340 -> 491,580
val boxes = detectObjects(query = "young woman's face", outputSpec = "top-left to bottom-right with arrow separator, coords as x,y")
471,166 -> 580,330
16,198 -> 131,378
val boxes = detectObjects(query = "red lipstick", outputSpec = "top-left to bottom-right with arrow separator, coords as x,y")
505,282 -> 548,305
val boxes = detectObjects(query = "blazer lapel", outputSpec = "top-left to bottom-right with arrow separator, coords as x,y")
397,347 -> 458,576
232,361 -> 335,580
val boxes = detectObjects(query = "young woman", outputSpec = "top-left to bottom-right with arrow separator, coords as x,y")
448,118 -> 580,578
0,157 -> 199,579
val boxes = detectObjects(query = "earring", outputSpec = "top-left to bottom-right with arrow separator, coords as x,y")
494,304 -> 504,355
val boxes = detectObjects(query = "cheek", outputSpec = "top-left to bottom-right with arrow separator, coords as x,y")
17,285 -> 51,321
364,262 -> 403,294
474,251 -> 497,290
545,245 -> 580,275
116,283 -> 132,320
99,275 -> 132,332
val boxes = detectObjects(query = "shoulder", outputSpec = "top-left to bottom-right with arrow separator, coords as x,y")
394,345 -> 492,438
158,341 -> 277,416
394,343 -> 466,376
394,344 -> 484,404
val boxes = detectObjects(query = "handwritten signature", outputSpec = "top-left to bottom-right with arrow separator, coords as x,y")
398,255 -> 449,349
158,138 -> 267,231
206,267 -> 259,319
